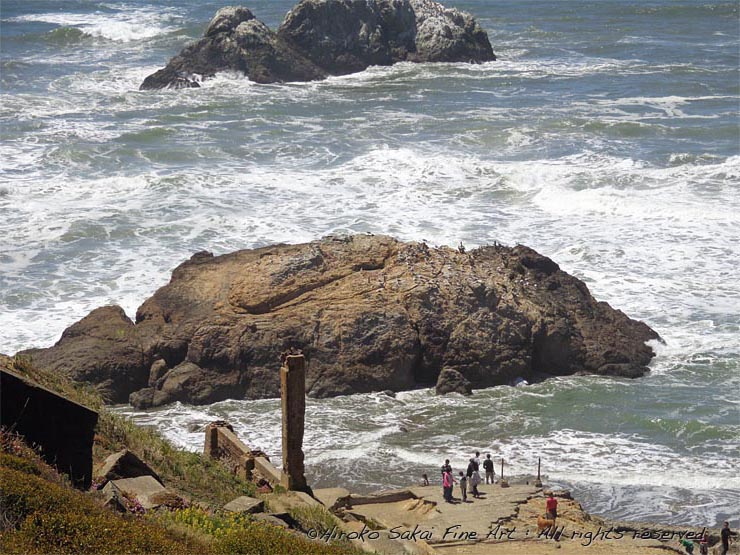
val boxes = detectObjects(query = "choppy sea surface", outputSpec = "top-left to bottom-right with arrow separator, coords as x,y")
1,0 -> 738,527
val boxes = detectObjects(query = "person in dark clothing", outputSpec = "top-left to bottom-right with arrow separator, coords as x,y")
458,471 -> 467,502
483,454 -> 495,484
721,521 -> 735,555
441,459 -> 452,476
466,458 -> 481,498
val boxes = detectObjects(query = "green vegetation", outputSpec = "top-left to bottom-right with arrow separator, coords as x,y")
0,439 -> 202,555
7,355 -> 103,412
155,506 -> 252,539
94,411 -> 256,506
0,432 -> 67,488
157,506 -> 361,555
289,504 -> 341,534
0,443 -> 366,555
7,353 -> 255,506
0,453 -> 42,477
211,523 -> 362,555
7,511 -> 197,555
0,356 -> 367,554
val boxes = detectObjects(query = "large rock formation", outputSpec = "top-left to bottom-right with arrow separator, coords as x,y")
140,0 -> 495,89
18,235 -> 660,408
20,305 -> 147,404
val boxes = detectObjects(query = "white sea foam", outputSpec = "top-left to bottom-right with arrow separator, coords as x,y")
2,0 -> 738,526
112,386 -> 739,524
9,7 -> 181,42
495,429 -> 738,490
2,148 -> 738,354
506,127 -> 535,147
493,56 -> 633,78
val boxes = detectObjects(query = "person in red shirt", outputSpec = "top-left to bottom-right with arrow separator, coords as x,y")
546,492 -> 558,520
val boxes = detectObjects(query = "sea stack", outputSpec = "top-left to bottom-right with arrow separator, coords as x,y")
19,235 -> 660,407
140,0 -> 496,89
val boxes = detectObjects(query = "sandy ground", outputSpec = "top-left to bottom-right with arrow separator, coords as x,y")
331,481 -> 728,555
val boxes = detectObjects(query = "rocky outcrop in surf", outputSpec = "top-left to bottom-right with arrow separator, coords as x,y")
19,306 -> 148,404
19,235 -> 659,408
139,0 -> 495,89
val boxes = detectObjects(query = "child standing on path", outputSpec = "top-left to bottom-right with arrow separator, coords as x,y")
458,471 -> 468,502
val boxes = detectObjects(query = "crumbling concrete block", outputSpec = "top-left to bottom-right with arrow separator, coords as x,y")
95,449 -> 161,484
107,475 -> 166,510
222,495 -> 265,514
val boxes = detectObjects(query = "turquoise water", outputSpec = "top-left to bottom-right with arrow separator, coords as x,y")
1,0 -> 738,527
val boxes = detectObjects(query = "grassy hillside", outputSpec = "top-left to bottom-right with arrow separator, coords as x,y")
0,430 -> 204,555
5,354 -> 254,506
0,355 -> 365,555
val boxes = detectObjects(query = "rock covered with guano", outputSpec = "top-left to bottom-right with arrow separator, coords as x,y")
19,235 -> 660,408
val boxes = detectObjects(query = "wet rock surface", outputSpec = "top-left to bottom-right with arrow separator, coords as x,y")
140,0 -> 495,89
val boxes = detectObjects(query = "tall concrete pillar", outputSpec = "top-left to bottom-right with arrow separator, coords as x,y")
280,353 -> 307,491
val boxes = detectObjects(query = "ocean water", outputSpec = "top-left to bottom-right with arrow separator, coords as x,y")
1,0 -> 738,528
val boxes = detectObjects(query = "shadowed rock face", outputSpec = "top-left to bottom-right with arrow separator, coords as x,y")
435,367 -> 472,395
20,306 -> 148,404
18,235 -> 660,408
140,0 -> 495,89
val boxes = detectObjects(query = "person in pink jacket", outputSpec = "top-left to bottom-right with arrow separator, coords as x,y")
442,469 -> 456,503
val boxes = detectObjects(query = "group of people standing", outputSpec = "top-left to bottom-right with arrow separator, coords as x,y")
682,522 -> 734,555
435,451 -> 496,503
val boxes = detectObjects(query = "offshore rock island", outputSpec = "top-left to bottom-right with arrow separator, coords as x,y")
20,235 -> 659,408
140,0 -> 496,89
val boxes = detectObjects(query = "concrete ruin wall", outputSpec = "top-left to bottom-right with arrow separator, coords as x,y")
204,421 -> 258,480
1,367 -> 98,489
203,353 -> 310,492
